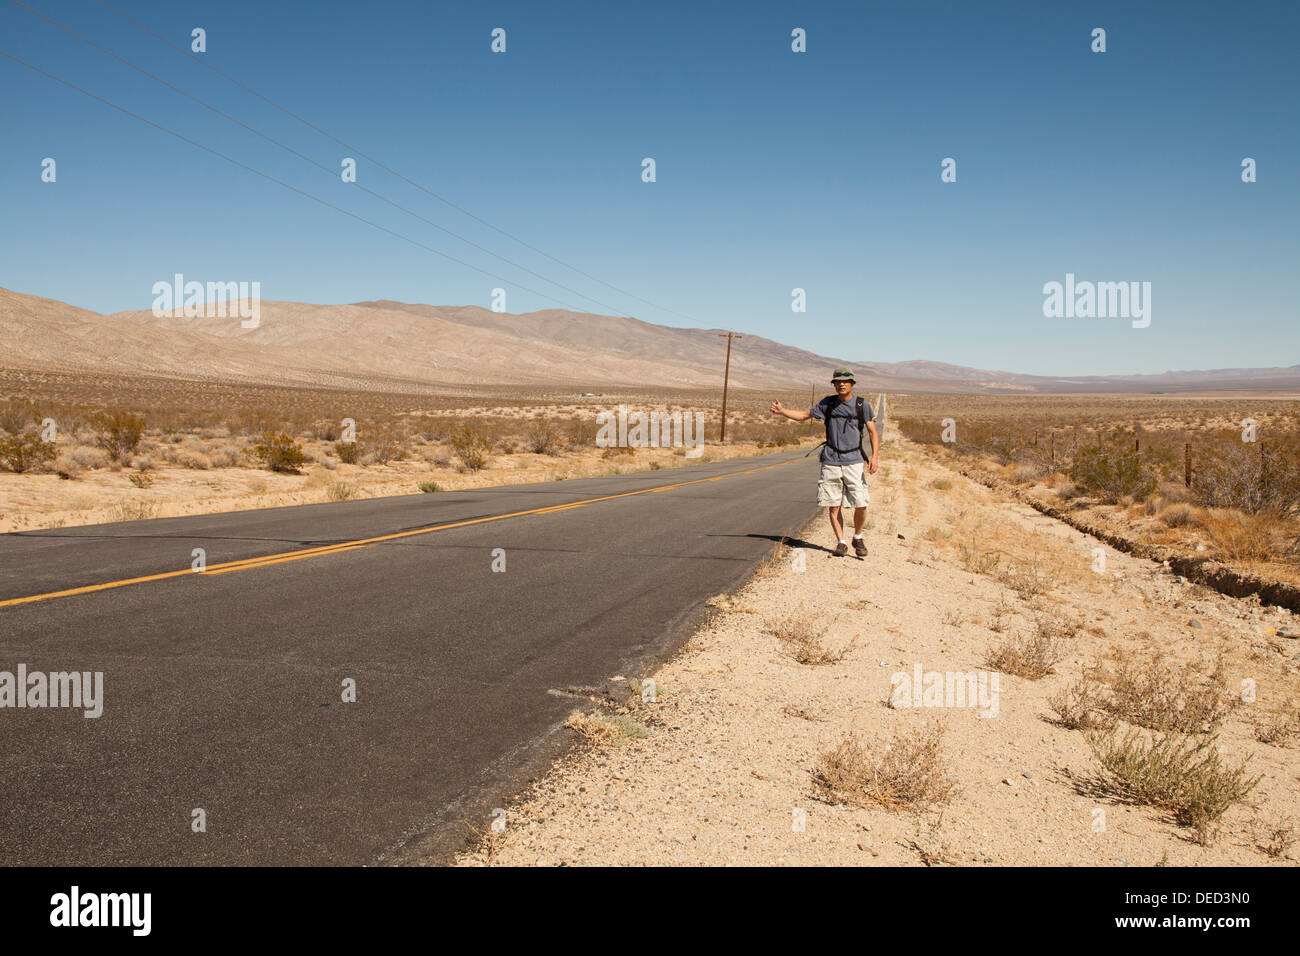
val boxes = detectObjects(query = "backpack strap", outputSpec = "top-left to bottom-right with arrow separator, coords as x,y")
857,397 -> 870,465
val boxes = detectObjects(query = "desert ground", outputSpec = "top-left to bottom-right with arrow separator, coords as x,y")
455,433 -> 1300,867
0,371 -> 818,532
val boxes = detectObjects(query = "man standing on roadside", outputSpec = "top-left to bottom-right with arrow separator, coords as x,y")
770,367 -> 879,557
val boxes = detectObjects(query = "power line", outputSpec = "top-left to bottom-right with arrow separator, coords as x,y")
10,0 -> 637,318
92,0 -> 700,324
0,47 -> 612,314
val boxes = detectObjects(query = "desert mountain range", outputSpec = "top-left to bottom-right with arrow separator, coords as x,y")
1,286 -> 1296,394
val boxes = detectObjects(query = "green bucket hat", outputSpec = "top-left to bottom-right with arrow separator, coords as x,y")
831,367 -> 855,383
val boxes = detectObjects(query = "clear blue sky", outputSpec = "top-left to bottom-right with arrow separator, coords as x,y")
1,0 -> 1296,376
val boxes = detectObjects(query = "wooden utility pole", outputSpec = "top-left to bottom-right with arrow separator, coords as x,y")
718,331 -> 742,442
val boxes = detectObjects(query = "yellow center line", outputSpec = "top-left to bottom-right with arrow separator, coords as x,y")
1,454 -> 806,609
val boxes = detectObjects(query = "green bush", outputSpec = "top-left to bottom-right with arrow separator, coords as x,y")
417,481 -> 441,493
91,411 -> 146,463
334,440 -> 359,463
0,432 -> 57,473
252,432 -> 307,474
1068,444 -> 1157,502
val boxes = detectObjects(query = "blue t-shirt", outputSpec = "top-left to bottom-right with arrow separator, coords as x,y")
811,396 -> 873,465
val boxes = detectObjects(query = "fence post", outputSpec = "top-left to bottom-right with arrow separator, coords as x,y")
1184,442 -> 1192,488
1260,441 -> 1268,500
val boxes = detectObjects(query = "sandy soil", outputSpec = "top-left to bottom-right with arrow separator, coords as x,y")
454,437 -> 1300,866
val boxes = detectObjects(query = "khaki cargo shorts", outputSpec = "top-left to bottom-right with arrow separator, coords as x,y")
817,461 -> 870,508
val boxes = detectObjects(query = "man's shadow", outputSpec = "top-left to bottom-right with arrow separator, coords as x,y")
708,533 -> 835,555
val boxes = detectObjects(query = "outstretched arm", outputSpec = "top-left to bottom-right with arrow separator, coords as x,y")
770,399 -> 813,422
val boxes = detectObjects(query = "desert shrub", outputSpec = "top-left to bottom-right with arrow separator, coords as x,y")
1157,480 -> 1194,503
451,423 -> 492,471
53,451 -> 82,478
0,432 -> 57,473
523,418 -> 564,455
252,432 -> 307,474
996,558 -> 1049,600
1087,726 -> 1260,841
1007,460 -> 1051,483
1157,502 -> 1197,527
1254,707 -> 1300,745
1199,511 -> 1284,565
65,445 -> 109,469
764,617 -> 847,665
312,420 -> 341,442
334,441 -> 359,464
366,431 -> 404,465
326,481 -> 358,501
1197,440 -> 1300,514
564,709 -> 649,745
417,481 -> 441,493
0,400 -> 40,434
208,445 -> 243,468
986,617 -> 1075,679
813,722 -> 958,812
1049,668 -> 1114,730
90,411 -> 146,463
1068,444 -> 1157,503
958,539 -> 1001,575
116,500 -> 155,521
174,449 -> 211,469
1100,657 -> 1234,734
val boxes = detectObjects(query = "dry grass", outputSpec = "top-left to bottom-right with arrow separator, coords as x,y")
985,617 -> 1075,679
958,539 -> 1002,575
765,616 -> 849,665
996,559 -> 1050,601
115,500 -> 154,521
564,709 -> 649,746
1198,511 -> 1284,566
1157,502 -> 1198,527
1099,657 -> 1235,734
813,722 -> 958,813
1254,706 -> 1300,745
892,393 -> 1300,586
1048,668 -> 1114,730
1087,726 -> 1262,843
1250,817 -> 1297,859
325,481 -> 358,501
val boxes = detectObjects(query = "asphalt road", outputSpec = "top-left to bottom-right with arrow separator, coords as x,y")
0,449 -> 822,865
